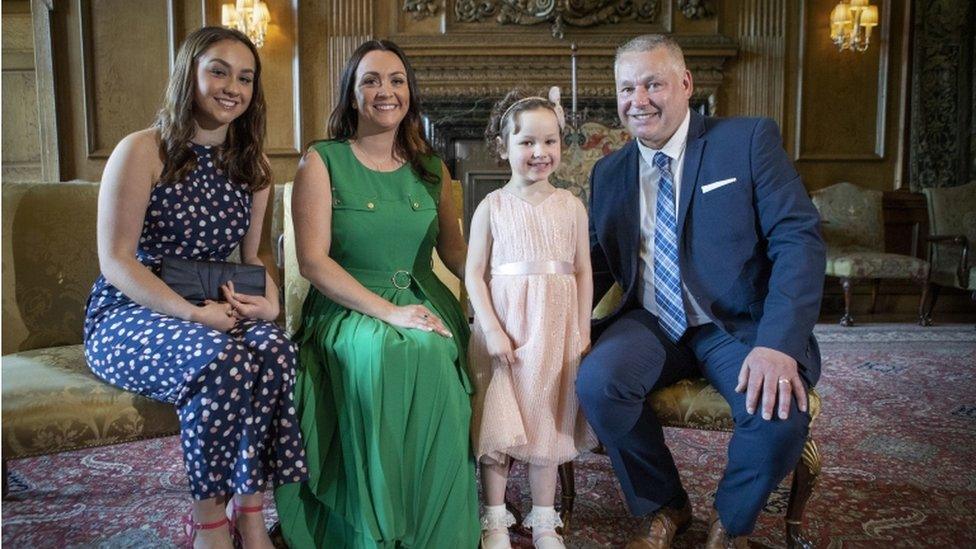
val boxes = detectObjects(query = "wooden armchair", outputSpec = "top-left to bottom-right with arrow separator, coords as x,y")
811,182 -> 930,326
919,181 -> 976,324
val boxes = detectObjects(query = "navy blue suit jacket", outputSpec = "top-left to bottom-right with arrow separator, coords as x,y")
589,111 -> 826,384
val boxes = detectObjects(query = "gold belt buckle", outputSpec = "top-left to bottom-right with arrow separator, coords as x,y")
391,270 -> 412,290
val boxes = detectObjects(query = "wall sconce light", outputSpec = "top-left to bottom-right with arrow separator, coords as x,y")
829,0 -> 878,53
221,0 -> 270,48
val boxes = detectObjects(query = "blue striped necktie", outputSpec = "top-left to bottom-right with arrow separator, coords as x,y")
652,152 -> 688,342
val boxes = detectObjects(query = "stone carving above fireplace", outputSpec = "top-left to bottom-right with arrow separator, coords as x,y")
452,0 -> 663,39
399,34 -> 737,103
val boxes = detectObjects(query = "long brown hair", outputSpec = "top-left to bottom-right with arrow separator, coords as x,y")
327,39 -> 438,185
155,26 -> 271,192
485,88 -> 561,161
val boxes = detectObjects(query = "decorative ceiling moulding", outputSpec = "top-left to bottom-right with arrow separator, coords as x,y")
452,0 -> 664,39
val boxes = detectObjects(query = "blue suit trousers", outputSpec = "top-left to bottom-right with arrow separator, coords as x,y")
576,308 -> 810,536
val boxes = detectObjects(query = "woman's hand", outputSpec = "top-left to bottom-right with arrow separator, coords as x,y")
484,327 -> 516,367
222,281 -> 278,322
193,300 -> 237,332
383,304 -> 453,338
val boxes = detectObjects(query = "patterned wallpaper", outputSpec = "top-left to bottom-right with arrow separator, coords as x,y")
909,0 -> 975,190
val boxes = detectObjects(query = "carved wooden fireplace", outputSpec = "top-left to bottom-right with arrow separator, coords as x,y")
391,2 -> 738,234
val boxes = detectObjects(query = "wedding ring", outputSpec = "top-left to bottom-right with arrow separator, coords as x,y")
778,378 -> 791,385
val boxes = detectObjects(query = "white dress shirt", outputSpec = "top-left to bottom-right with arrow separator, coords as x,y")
636,108 -> 710,327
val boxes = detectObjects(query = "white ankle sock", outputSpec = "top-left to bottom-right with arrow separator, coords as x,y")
481,504 -> 516,532
524,505 -> 562,541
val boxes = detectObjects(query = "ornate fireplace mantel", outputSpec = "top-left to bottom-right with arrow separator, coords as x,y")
404,34 -> 737,164
381,1 -> 738,228
400,34 -> 737,103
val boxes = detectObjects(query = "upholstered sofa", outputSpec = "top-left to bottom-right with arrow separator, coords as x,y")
1,181 -> 180,495
2,181 -> 293,498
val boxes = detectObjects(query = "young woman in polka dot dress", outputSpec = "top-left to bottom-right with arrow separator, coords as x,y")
83,27 -> 306,549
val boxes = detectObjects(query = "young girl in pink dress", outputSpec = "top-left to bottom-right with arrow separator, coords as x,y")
466,88 -> 598,549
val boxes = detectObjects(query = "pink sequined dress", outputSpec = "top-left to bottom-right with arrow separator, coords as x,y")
470,188 -> 598,466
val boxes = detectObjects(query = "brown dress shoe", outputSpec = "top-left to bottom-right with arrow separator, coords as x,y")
705,509 -> 748,549
624,500 -> 692,549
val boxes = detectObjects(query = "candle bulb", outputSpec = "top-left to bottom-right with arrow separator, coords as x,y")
570,43 -> 578,116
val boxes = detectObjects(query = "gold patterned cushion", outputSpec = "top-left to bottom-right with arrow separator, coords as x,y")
2,345 -> 179,460
553,122 -> 632,201
281,183 -> 310,336
2,182 -> 102,354
825,250 -> 929,280
649,377 -> 822,431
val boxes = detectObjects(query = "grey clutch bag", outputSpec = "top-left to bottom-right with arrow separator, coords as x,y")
159,257 -> 266,305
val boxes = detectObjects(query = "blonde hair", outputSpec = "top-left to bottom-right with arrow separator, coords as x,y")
615,34 -> 687,75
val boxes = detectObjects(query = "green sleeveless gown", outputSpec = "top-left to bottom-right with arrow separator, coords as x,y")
274,141 -> 479,548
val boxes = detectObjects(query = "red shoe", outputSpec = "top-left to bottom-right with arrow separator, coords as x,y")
230,502 -> 264,547
230,501 -> 263,522
183,512 -> 233,546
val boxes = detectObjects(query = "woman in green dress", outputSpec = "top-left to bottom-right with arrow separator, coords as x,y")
274,39 -> 479,548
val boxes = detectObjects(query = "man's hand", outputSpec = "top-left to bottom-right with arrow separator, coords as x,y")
735,346 -> 808,420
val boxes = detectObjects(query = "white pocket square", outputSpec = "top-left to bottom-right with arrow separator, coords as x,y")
701,177 -> 737,194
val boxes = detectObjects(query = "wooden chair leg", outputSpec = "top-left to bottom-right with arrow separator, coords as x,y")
504,459 -> 528,535
922,283 -> 942,326
557,461 -> 576,535
868,279 -> 880,314
917,279 -> 933,326
785,438 -> 821,549
840,278 -> 855,326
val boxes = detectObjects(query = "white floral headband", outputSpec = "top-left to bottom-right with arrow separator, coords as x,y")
499,86 -> 567,131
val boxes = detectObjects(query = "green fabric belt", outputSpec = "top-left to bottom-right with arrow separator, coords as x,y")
345,267 -> 437,290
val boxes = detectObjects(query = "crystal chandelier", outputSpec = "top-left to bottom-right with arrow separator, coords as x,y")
829,0 -> 879,53
221,0 -> 270,48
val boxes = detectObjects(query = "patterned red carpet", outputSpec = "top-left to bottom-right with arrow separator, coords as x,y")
3,324 -> 975,548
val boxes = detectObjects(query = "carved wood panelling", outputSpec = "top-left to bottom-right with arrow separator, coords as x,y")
450,0 -> 667,39
240,0 -> 302,157
31,0 -> 60,180
723,0 -> 785,124
326,1 -> 374,136
79,0 -> 172,158
398,34 -> 736,104
794,0 -> 890,161
2,4 -> 42,181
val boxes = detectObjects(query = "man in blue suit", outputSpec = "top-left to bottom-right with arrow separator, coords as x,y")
576,35 -> 826,548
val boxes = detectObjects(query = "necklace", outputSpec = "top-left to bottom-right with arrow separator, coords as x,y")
351,139 -> 399,172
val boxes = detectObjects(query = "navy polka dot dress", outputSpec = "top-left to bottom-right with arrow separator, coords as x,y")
84,143 -> 308,500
